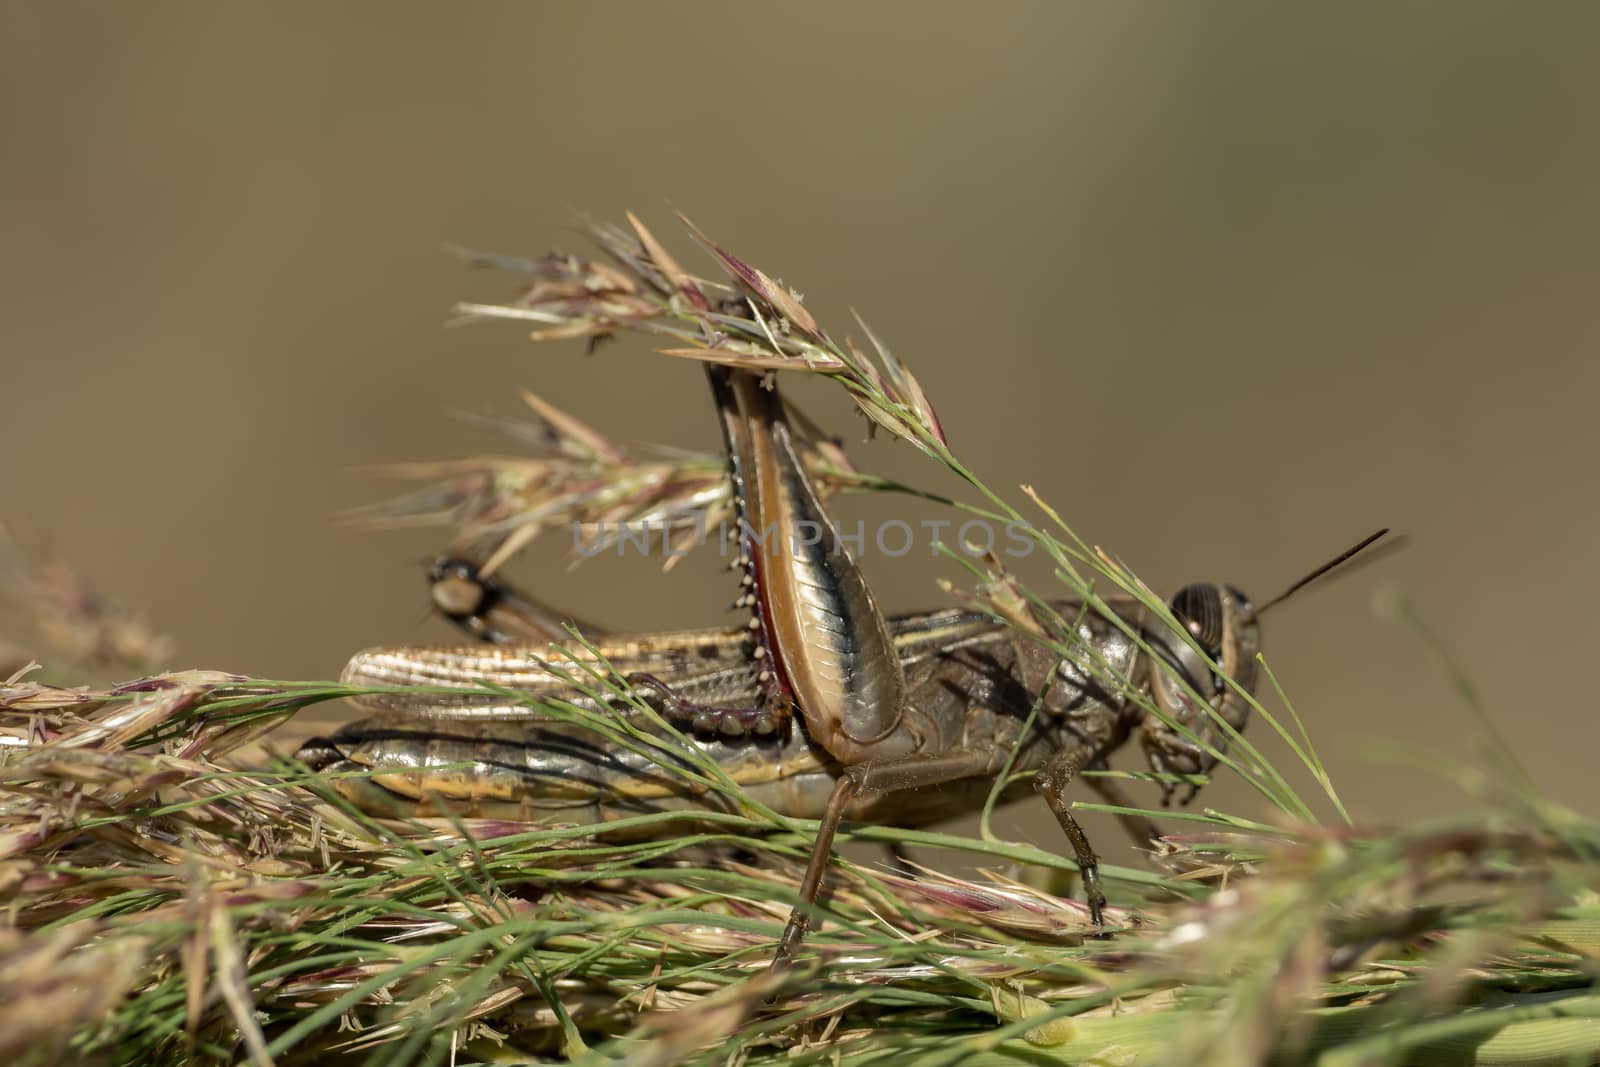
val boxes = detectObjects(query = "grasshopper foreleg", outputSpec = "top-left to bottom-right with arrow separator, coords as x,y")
1083,773 -> 1164,855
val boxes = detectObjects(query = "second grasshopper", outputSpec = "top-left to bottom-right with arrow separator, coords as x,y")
303,364 -> 1385,962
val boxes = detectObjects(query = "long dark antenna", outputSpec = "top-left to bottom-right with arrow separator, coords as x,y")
1254,528 -> 1393,618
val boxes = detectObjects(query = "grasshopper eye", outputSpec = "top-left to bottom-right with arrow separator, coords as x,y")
1169,583 -> 1224,654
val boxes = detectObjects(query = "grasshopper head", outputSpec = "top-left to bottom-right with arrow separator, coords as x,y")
1135,528 -> 1392,806
1139,582 -> 1261,807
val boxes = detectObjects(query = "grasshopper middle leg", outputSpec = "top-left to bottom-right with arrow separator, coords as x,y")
775,747 -> 1012,965
1034,742 -> 1113,927
780,741 -> 1120,948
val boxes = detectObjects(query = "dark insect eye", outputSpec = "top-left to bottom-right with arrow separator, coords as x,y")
1170,583 -> 1224,654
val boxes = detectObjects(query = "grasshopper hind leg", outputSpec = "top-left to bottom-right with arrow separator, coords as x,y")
625,671 -> 790,738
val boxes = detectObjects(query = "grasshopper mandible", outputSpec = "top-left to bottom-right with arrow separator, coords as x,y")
301,363 -> 1386,960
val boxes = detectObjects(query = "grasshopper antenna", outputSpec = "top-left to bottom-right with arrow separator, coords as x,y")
1253,528 -> 1395,619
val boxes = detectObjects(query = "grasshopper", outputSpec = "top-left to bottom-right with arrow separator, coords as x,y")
301,364 -> 1385,960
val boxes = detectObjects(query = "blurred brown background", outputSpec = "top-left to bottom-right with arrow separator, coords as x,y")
4,4 -> 1596,834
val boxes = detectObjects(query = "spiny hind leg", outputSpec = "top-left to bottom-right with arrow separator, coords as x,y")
624,671 -> 790,738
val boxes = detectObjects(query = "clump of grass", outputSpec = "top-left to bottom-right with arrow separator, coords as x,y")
3,218 -> 1598,1066
4,660 -> 1597,1065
